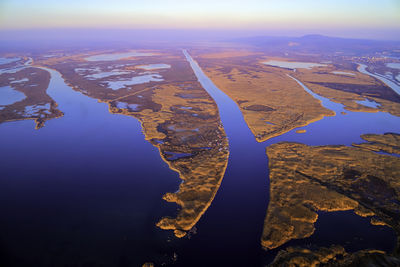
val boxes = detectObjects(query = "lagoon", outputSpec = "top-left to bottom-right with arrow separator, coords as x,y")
137,64 -> 171,70
0,57 -> 20,65
85,51 -> 155,61
0,85 -> 26,105
263,60 -> 327,70
106,74 -> 163,90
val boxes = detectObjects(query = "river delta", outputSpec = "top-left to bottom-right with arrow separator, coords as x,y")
1,37 -> 400,266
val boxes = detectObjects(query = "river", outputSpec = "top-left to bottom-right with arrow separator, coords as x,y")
0,54 -> 399,266
358,63 -> 400,96
0,67 -> 181,266
174,51 -> 399,266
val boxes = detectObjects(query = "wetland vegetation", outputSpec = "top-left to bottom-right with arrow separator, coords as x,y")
1,34 -> 400,266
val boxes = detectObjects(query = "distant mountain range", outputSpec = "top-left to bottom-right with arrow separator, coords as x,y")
229,34 -> 400,56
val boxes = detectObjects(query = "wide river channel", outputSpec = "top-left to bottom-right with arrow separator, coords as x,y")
0,52 -> 400,266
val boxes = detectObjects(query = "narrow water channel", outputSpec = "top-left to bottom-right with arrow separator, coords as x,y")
358,63 -> 400,95
1,55 -> 399,266
180,50 -> 270,266
176,51 -> 399,266
270,74 -> 400,146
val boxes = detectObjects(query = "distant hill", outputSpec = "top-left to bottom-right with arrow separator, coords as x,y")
229,34 -> 400,56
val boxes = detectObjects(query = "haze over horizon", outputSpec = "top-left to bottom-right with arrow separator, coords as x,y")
1,0 -> 400,41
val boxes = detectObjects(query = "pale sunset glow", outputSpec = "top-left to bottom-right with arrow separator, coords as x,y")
1,0 -> 399,39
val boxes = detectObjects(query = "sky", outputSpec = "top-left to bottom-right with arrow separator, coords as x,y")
1,0 -> 400,39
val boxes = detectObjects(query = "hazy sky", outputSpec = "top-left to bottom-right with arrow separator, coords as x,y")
1,0 -> 399,39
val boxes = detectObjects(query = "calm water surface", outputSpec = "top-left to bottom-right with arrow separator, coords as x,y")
0,67 -> 181,266
85,51 -> 155,61
358,63 -> 400,95
0,85 -> 26,105
263,60 -> 327,70
281,74 -> 400,146
172,51 -> 399,266
0,53 -> 399,266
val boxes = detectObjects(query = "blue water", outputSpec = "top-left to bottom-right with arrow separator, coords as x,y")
288,74 -> 344,112
0,58 -> 31,74
0,67 -> 181,266
0,57 -> 20,65
0,85 -> 26,105
116,101 -> 139,111
274,75 -> 400,146
164,151 -> 193,161
387,63 -> 400,70
357,99 -> 381,108
10,78 -> 29,84
263,60 -> 327,70
24,103 -> 51,116
86,71 -> 130,79
332,71 -> 355,76
137,64 -> 171,70
85,51 -> 154,61
173,50 -> 399,266
106,74 -> 163,90
358,63 -> 400,95
1,52 -> 399,266
174,50 -> 270,266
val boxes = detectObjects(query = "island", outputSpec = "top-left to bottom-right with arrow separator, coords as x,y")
263,134 -> 400,256
189,46 -> 400,142
0,58 -> 63,128
36,49 -> 230,238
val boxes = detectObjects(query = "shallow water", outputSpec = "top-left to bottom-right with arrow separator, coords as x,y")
274,74 -> 400,146
164,151 -> 193,160
288,74 -> 344,112
0,66 -> 25,74
0,85 -> 26,105
106,74 -> 163,90
85,51 -> 154,61
263,60 -> 327,70
137,64 -> 171,70
10,78 -> 29,84
0,57 -> 20,65
23,103 -> 51,116
358,63 -> 400,95
387,62 -> 400,70
332,71 -> 355,76
356,98 -> 381,108
86,71 -> 130,79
